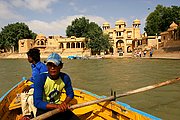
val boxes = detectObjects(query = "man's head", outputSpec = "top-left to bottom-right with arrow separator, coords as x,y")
46,53 -> 63,78
27,48 -> 40,63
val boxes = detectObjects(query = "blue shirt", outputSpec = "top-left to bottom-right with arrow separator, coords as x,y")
29,61 -> 47,88
33,72 -> 74,110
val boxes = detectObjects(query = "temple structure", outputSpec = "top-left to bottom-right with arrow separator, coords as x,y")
102,19 -> 141,56
160,22 -> 180,51
18,34 -> 90,57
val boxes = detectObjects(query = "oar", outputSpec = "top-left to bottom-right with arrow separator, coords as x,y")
31,77 -> 180,120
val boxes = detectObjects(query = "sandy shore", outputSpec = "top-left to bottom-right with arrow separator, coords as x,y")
0,51 -> 180,59
0,52 -> 67,59
146,51 -> 180,59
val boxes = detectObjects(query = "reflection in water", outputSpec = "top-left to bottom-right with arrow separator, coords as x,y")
0,58 -> 180,119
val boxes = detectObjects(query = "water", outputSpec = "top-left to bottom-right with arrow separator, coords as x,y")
0,58 -> 180,120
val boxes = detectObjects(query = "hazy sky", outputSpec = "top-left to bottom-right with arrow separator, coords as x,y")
0,0 -> 179,36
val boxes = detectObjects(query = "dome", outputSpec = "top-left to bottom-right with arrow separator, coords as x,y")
170,22 -> 178,28
133,19 -> 141,25
36,33 -> 46,40
103,22 -> 110,27
115,20 -> 125,25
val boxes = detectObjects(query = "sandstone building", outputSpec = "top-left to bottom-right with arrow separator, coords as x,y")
19,19 -> 144,57
160,22 -> 180,51
19,19 -> 177,57
18,34 -> 90,57
102,19 -> 142,56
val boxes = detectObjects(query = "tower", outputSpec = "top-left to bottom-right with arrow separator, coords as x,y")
102,22 -> 110,30
115,20 -> 126,29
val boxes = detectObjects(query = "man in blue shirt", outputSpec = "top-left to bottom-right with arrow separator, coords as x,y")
34,52 -> 79,120
21,48 -> 47,119
27,48 -> 48,88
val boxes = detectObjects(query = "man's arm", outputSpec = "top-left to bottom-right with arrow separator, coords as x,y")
33,74 -> 48,110
63,73 -> 74,99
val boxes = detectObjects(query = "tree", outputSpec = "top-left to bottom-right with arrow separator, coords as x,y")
144,5 -> 180,36
86,22 -> 111,54
66,17 -> 89,37
66,17 -> 111,54
0,22 -> 37,52
87,34 -> 110,55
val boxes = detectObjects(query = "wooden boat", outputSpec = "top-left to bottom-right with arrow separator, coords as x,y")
1,77 -> 179,120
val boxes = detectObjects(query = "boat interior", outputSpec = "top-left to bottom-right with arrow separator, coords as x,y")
0,81 -> 152,120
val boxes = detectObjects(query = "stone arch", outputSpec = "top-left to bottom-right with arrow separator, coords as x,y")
40,40 -> 45,45
59,43 -> 64,48
116,40 -> 124,48
71,42 -> 75,48
127,46 -> 132,53
81,42 -> 85,48
35,39 -> 46,46
116,40 -> 124,53
76,42 -> 80,48
67,42 -> 70,48
37,40 -> 40,45
109,47 -> 114,54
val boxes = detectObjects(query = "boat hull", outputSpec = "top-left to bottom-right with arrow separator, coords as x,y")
0,80 -> 161,120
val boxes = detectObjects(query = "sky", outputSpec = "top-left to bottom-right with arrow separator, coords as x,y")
0,0 -> 179,37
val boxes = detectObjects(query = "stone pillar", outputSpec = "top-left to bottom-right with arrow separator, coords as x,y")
64,43 -> 67,49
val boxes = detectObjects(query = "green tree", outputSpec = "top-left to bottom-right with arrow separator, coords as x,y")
0,22 -> 37,52
66,17 -> 89,37
177,26 -> 180,40
144,5 -> 180,35
66,17 -> 111,54
86,22 -> 110,54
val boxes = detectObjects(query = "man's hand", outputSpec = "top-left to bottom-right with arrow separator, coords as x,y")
56,102 -> 69,112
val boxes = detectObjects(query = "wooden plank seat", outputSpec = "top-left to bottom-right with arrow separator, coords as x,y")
9,81 -> 33,110
9,94 -> 21,110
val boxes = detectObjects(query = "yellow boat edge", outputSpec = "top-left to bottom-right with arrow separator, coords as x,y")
0,77 -> 161,120
73,88 -> 161,120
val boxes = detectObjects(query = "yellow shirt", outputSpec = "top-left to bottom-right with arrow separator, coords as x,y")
43,76 -> 65,104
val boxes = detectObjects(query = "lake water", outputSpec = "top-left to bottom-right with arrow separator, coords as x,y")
0,58 -> 180,120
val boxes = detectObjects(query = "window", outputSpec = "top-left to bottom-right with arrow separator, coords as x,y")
41,41 -> 44,45
81,42 -> 85,48
76,42 -> 80,48
121,32 -> 123,36
67,42 -> 70,48
126,40 -> 132,44
71,42 -> 75,48
21,42 -> 24,47
109,33 -> 113,38
59,43 -> 63,48
116,32 -> 121,36
49,36 -> 53,39
37,41 -> 40,45
127,31 -> 132,38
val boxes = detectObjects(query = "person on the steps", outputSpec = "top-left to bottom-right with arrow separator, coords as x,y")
33,52 -> 80,120
21,48 -> 47,119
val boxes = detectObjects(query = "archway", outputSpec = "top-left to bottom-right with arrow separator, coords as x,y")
71,42 -> 75,48
76,42 -> 80,48
67,42 -> 70,48
59,43 -> 63,49
81,42 -> 85,48
40,40 -> 45,45
116,40 -> 124,52
127,46 -> 132,53
109,47 -> 114,54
